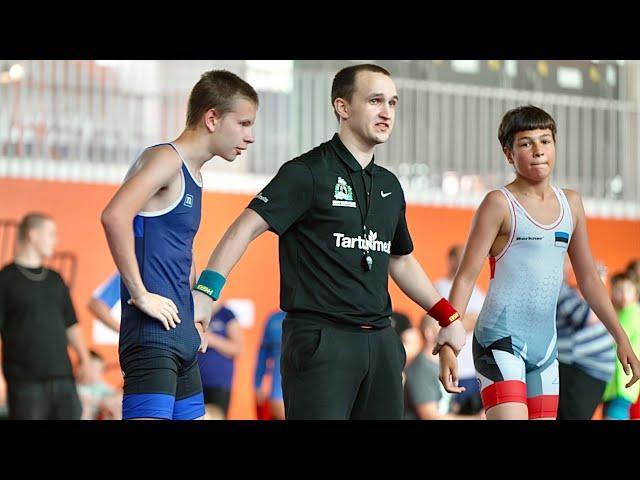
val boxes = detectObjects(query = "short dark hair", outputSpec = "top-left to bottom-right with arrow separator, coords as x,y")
331,64 -> 391,122
498,105 -> 557,151
626,259 -> 640,275
186,70 -> 259,128
17,212 -> 53,243
611,272 -> 632,287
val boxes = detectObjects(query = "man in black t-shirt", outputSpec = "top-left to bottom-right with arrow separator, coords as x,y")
192,64 -> 467,419
0,212 -> 90,420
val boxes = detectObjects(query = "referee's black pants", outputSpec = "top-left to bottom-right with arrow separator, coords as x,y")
281,316 -> 406,420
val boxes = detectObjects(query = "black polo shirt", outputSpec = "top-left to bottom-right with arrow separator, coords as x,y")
248,133 -> 413,328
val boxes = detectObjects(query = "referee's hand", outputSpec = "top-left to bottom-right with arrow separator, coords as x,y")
128,292 -> 181,330
193,290 -> 215,331
195,322 -> 207,353
433,320 -> 466,355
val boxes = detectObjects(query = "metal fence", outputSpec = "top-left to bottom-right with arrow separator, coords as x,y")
1,60 -> 638,213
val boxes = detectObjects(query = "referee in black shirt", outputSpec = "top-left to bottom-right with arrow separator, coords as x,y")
193,64 -> 467,419
0,213 -> 90,419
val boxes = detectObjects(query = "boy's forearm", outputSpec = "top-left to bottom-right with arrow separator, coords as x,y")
88,299 -> 120,332
449,274 -> 478,319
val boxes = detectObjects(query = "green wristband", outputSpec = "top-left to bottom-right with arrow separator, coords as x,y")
194,270 -> 226,300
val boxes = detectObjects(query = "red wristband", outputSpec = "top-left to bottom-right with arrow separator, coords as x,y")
428,298 -> 460,328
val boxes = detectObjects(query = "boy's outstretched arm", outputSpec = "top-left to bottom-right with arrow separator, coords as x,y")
193,209 -> 269,326
436,191 -> 507,353
566,189 -> 640,388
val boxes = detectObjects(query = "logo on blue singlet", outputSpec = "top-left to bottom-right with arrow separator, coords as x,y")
554,231 -> 569,247
184,194 -> 193,207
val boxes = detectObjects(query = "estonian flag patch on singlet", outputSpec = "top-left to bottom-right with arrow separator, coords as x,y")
554,231 -> 569,247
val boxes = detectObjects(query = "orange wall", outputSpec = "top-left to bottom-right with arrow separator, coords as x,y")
1,178 -> 638,419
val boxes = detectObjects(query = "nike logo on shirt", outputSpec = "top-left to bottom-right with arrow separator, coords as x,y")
381,191 -> 392,198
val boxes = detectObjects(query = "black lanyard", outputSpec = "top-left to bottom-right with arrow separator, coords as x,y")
348,168 -> 374,271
